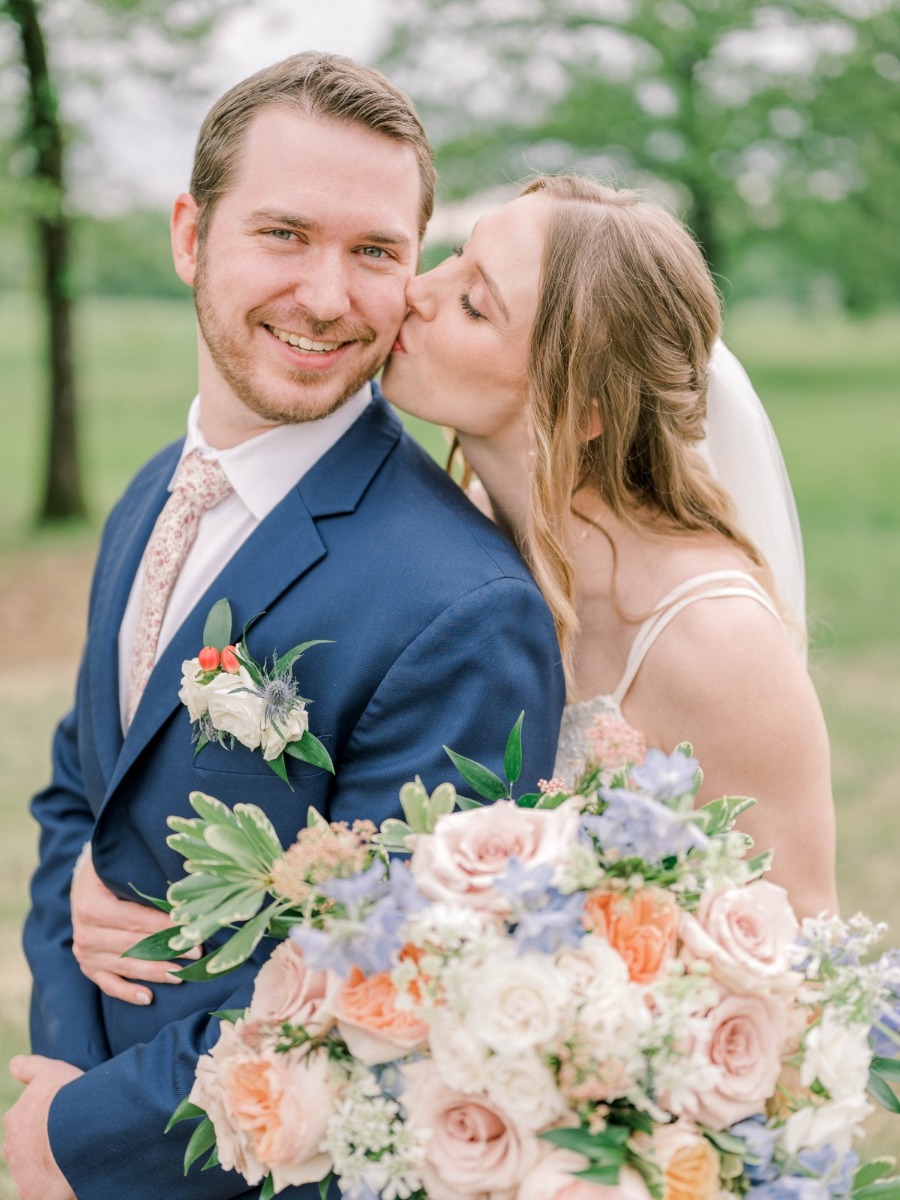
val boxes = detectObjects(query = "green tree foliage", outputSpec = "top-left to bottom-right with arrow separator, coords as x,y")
379,0 -> 900,309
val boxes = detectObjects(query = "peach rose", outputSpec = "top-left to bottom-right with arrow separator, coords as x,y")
517,1148 -> 652,1200
247,941 -> 339,1035
679,881 -> 800,994
583,888 -> 678,983
402,1060 -> 539,1200
190,1022 -> 337,1189
335,966 -> 429,1065
410,800 -> 581,913
689,992 -> 789,1129
647,1121 -> 720,1200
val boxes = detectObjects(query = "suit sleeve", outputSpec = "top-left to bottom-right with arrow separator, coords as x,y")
47,575 -> 565,1200
23,662 -> 111,1070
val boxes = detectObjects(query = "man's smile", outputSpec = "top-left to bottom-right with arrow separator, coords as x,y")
264,323 -> 348,353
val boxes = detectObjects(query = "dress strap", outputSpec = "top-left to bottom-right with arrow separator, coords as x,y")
611,571 -> 781,706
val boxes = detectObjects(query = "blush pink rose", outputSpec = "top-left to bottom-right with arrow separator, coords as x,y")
679,881 -> 800,994
191,1021 -> 337,1191
247,941 -> 339,1035
402,1060 -> 540,1200
516,1148 -> 652,1200
410,800 -> 581,913
688,992 -> 789,1129
335,966 -> 430,1065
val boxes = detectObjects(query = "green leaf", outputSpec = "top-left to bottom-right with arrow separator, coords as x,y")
373,818 -> 414,853
184,1116 -> 217,1173
266,752 -> 293,789
189,792 -> 240,828
503,711 -> 524,787
307,806 -> 330,829
233,804 -> 285,865
516,792 -> 542,809
210,1008 -> 247,1024
127,883 -> 173,914
701,1126 -> 748,1154
171,949 -> 230,983
540,1125 -> 627,1158
202,598 -> 233,651
274,638 -> 333,674
260,1173 -> 276,1200
855,1181 -> 900,1200
122,927 -> 189,961
575,1166 -> 621,1186
443,746 -> 508,800
453,793 -> 483,810
856,1161 -> 899,1189
193,732 -> 209,757
199,904 -> 278,977
166,1096 -> 205,1134
318,1172 -> 333,1200
427,782 -> 457,822
201,1145 -> 220,1171
869,1068 -> 900,1113
284,730 -> 335,774
872,1057 -> 900,1081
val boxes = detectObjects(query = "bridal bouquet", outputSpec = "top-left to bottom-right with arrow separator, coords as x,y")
139,718 -> 900,1200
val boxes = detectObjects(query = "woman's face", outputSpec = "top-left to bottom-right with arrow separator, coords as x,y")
382,194 -> 549,440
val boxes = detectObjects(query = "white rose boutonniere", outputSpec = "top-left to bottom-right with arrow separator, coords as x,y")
180,598 -> 333,787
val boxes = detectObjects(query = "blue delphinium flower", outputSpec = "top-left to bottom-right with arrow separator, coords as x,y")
583,790 -> 708,864
321,859 -> 387,906
731,1115 -> 779,1185
797,1146 -> 858,1199
629,747 -> 699,802
748,1181 -> 831,1200
495,858 -> 586,954
870,948 -> 900,1057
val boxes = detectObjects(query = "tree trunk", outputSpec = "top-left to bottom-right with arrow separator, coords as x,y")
5,0 -> 87,521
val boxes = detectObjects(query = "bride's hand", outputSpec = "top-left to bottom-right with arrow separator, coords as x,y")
70,846 -> 201,1005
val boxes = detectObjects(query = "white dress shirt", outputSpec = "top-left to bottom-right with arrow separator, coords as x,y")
117,385 -> 371,728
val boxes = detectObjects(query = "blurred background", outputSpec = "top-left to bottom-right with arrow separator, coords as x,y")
1,0 -> 898,1187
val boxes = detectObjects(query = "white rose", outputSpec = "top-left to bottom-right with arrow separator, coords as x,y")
466,953 -> 567,1053
178,659 -> 235,722
781,1094 -> 873,1156
428,1014 -> 490,1093
481,1052 -> 568,1130
800,1012 -> 872,1100
207,671 -> 265,751
261,702 -> 309,761
554,938 -> 630,1007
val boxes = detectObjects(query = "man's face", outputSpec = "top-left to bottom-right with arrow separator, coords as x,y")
173,106 -> 421,434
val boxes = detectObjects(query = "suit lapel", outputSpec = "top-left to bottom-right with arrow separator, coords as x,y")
88,443 -> 182,791
101,393 -> 402,808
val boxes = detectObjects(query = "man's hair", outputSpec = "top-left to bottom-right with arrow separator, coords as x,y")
190,52 -> 435,243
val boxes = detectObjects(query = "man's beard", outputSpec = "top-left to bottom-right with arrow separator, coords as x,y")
193,253 -> 383,424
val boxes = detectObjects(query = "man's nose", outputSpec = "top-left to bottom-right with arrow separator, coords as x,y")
292,252 -> 351,323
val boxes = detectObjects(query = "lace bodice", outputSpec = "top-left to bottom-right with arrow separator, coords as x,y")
552,570 -> 782,785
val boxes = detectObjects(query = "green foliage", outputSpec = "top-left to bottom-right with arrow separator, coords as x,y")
380,0 -> 900,308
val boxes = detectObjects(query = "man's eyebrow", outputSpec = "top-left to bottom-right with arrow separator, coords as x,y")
247,210 -> 413,252
477,264 -> 510,321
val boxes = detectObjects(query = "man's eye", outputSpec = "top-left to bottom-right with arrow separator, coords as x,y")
361,246 -> 389,258
268,229 -> 295,241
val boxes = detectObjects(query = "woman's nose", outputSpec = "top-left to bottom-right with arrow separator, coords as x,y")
404,262 -> 446,321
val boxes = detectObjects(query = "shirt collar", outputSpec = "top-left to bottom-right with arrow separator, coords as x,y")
177,384 -> 372,521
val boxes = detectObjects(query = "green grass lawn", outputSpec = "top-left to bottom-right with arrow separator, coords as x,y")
1,294 -> 899,1188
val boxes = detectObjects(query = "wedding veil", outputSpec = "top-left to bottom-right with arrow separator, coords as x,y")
698,341 -> 807,646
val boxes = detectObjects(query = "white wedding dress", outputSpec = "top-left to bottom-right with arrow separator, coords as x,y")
552,571 -> 784,786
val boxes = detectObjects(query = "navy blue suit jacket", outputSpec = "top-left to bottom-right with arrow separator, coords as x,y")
24,389 -> 565,1199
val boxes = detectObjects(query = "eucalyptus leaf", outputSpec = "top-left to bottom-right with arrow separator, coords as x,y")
443,746 -> 508,800
202,599 -> 233,651
503,711 -> 524,786
284,730 -> 334,774
183,1116 -> 217,1173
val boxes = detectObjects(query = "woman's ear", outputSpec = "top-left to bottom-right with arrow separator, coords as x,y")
171,193 -> 201,287
584,400 -> 603,442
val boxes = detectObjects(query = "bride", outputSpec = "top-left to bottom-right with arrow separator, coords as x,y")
68,175 -> 837,1006
381,174 -> 837,919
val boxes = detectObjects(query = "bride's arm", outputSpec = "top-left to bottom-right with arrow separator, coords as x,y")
631,598 -> 838,920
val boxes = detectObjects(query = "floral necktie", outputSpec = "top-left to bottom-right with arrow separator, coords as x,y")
126,450 -> 233,725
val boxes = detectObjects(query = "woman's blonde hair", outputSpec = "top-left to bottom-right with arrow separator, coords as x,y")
518,175 -> 771,681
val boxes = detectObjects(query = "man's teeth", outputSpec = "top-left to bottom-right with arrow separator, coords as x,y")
269,326 -> 342,353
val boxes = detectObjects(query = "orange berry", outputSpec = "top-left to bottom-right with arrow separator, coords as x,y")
197,646 -> 220,671
220,645 -> 240,674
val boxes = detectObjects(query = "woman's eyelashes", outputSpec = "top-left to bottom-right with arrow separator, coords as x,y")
459,292 -> 484,320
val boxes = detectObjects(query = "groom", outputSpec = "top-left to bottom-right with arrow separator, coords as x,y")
5,53 -> 565,1199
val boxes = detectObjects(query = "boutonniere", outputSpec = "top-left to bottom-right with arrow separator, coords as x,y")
178,599 -> 334,787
